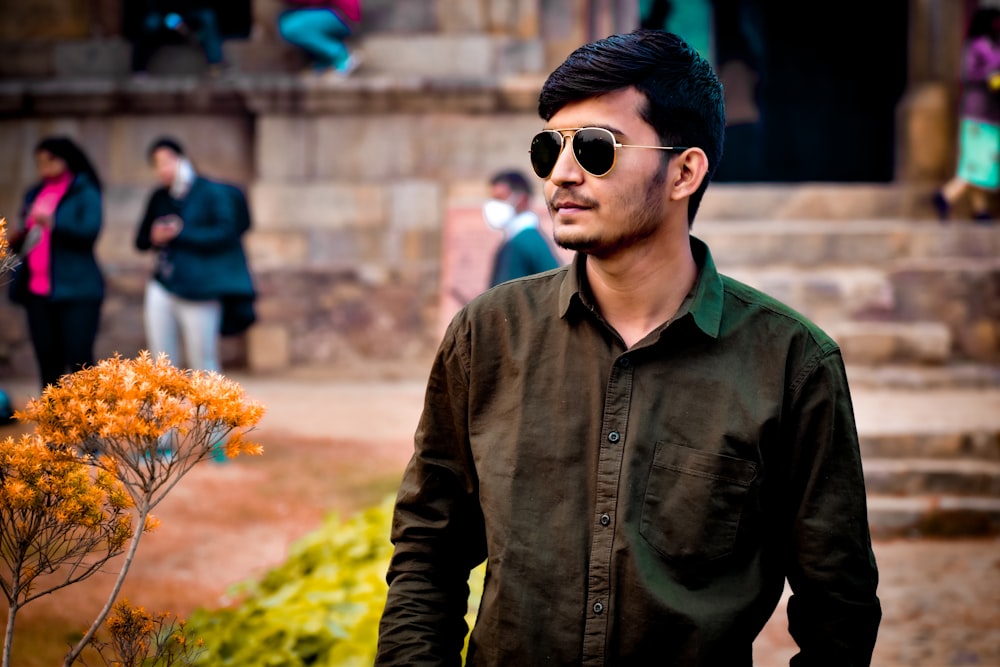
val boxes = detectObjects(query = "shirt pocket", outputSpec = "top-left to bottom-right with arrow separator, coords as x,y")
640,441 -> 758,563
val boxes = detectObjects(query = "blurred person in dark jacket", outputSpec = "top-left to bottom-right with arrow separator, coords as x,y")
7,136 -> 104,391
135,137 -> 255,373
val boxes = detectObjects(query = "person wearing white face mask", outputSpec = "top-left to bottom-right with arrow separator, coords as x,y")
483,169 -> 561,288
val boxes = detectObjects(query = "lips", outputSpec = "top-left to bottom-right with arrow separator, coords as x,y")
552,199 -> 594,213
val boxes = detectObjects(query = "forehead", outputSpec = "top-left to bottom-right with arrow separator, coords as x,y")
545,87 -> 649,134
152,147 -> 179,165
490,181 -> 513,196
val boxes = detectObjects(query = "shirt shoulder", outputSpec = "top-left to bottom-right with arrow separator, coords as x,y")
455,267 -> 568,331
720,273 -> 840,355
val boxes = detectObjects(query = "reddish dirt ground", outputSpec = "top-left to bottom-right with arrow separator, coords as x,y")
0,381 -> 998,666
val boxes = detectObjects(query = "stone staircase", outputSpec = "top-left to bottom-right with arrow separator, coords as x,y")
695,198 -> 1000,537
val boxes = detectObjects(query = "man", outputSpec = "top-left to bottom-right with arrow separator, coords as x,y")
376,29 -> 881,666
135,137 -> 256,375
483,169 -> 561,287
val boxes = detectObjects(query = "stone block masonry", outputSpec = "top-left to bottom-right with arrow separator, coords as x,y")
0,77 -> 548,376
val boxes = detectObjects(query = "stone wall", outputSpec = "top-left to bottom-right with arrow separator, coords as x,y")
0,0 -> 984,381
0,74 -> 550,378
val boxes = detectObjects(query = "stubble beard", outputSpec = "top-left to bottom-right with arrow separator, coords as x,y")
552,163 -> 669,257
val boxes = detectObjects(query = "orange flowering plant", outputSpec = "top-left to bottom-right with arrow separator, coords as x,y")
0,218 -> 16,277
0,434 -> 135,667
85,599 -> 205,667
1,351 -> 263,667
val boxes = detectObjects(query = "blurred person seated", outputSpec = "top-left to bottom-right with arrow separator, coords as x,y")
277,0 -> 362,78
123,0 -> 232,77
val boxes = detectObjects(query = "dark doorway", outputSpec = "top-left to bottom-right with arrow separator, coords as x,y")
640,0 -> 910,183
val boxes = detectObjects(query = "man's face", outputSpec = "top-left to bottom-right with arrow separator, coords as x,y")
152,147 -> 180,187
490,182 -> 529,213
541,87 -> 672,257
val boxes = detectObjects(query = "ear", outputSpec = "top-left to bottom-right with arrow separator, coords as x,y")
668,147 -> 710,202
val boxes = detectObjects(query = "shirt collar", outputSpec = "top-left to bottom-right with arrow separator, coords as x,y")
558,235 -> 724,339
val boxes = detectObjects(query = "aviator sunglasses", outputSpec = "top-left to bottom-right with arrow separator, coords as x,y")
529,127 -> 689,179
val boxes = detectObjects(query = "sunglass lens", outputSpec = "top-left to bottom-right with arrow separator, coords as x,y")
530,131 -> 563,178
574,128 -> 616,177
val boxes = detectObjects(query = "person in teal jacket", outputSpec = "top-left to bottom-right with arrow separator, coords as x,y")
135,136 -> 255,373
483,169 -> 561,288
8,136 -> 104,390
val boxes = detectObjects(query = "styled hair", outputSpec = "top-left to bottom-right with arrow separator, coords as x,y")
147,136 -> 186,162
490,169 -> 534,197
35,136 -> 102,192
538,29 -> 725,225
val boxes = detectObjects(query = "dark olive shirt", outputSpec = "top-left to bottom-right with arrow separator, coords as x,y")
377,237 -> 881,667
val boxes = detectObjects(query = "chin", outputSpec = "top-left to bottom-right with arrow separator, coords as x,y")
554,231 -> 598,253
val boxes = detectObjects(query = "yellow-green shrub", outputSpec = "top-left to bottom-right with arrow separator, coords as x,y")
188,495 -> 484,666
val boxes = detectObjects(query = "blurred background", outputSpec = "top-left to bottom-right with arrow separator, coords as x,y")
0,1 -> 997,664
0,0 -> 997,540
0,0 -> 987,376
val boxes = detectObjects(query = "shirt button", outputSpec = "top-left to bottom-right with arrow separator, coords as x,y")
619,357 -> 631,368
608,431 -> 620,443
593,601 -> 604,614
600,513 -> 610,526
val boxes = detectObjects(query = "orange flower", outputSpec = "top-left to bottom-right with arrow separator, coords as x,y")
0,351 -> 266,666
0,217 -> 15,277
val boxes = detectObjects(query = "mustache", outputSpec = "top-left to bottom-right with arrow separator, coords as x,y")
547,187 -> 599,210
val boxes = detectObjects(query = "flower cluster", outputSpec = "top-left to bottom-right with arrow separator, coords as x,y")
18,351 -> 264,510
89,599 -> 205,667
0,434 -> 133,606
0,351 -> 265,666
0,217 -> 16,277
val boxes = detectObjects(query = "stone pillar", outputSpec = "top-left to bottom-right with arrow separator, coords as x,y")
896,0 -> 970,184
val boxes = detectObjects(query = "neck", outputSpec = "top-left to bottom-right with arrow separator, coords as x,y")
585,233 -> 697,348
504,210 -> 538,239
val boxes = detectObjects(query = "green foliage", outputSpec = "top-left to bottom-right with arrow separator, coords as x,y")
187,495 -> 484,666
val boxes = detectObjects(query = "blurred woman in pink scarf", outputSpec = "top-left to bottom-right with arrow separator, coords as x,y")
7,136 -> 104,390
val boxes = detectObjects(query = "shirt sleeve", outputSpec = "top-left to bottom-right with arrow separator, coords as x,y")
783,349 -> 882,666
375,315 -> 487,666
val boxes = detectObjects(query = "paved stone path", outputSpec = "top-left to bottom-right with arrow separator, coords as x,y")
216,371 -> 1000,665
2,369 -> 998,665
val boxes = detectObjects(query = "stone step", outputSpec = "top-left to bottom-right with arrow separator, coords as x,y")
823,320 -> 952,365
866,495 -> 1000,537
352,34 -> 544,78
698,217 -> 1000,267
846,363 -> 1000,390
864,458 -> 1000,495
860,430 -> 1000,460
725,266 -> 893,322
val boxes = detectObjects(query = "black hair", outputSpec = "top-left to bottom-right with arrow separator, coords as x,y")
538,29 -> 725,225
490,169 -> 534,197
147,136 -> 186,162
35,136 -> 103,192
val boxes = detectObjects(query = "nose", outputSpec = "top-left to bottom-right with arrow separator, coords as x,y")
548,134 -> 584,186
